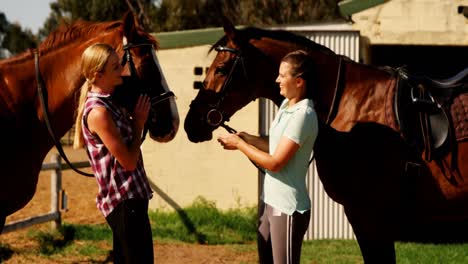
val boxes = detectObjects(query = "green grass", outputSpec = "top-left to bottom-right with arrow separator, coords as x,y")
301,240 -> 363,263
395,242 -> 468,264
150,196 -> 257,244
3,197 -> 468,263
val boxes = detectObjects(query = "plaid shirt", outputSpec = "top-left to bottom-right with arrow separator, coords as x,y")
82,92 -> 152,217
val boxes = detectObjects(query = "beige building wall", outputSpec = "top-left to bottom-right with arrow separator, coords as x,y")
352,0 -> 468,45
142,46 -> 259,211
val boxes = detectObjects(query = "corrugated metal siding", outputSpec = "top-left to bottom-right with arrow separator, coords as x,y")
259,29 -> 360,240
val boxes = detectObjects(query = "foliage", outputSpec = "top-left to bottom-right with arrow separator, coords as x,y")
38,0 -> 157,39
151,0 -> 342,32
0,0 -> 343,57
2,24 -> 37,54
0,12 -> 38,58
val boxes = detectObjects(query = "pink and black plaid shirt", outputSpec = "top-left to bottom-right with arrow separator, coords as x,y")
82,92 -> 153,217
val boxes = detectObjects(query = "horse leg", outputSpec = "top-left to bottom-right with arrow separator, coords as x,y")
346,207 -> 396,264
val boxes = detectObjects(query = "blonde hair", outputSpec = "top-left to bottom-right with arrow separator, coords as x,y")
73,43 -> 115,149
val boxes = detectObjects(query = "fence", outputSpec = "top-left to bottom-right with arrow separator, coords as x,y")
2,154 -> 90,234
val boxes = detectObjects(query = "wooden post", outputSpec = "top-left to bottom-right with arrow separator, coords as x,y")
50,154 -> 62,230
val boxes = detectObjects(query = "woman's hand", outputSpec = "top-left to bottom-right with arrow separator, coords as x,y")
133,95 -> 151,130
217,133 -> 243,150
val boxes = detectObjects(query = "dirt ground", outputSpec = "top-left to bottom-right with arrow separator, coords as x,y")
0,147 -> 257,264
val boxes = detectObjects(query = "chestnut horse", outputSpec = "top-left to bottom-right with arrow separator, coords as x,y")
184,19 -> 468,263
0,12 -> 179,232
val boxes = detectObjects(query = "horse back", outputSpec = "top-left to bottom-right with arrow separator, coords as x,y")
394,71 -> 468,206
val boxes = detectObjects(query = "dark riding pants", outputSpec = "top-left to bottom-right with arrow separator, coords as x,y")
106,198 -> 154,264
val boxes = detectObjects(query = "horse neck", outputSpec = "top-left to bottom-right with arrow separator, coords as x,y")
0,31 -> 122,156
250,38 -> 396,132
299,44 -> 396,132
250,39 -> 311,106
0,55 -> 41,123
40,32 -> 122,125
0,44 -> 84,114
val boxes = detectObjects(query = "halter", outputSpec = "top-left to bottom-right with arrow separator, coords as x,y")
203,46 -> 248,127
35,38 -> 174,177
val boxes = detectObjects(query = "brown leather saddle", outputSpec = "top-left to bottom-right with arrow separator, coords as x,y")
394,67 -> 468,161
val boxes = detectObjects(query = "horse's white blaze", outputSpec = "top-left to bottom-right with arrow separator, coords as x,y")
122,36 -> 179,140
152,49 -> 180,139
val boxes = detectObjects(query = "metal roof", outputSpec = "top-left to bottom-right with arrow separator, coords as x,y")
338,0 -> 389,17
154,22 -> 356,50
154,27 -> 226,49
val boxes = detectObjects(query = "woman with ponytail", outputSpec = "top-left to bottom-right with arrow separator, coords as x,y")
74,43 -> 154,264
218,50 -> 318,264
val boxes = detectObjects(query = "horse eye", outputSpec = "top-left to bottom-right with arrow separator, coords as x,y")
215,66 -> 227,76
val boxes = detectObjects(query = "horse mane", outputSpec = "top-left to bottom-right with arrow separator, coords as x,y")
2,18 -> 160,66
210,26 -> 336,57
39,20 -> 122,52
0,20 -> 122,65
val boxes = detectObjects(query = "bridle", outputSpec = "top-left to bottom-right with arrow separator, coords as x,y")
122,38 -> 175,109
35,37 -> 174,177
200,46 -> 248,129
195,46 -> 267,172
121,38 -> 175,141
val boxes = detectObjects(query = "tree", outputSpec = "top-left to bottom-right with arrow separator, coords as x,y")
1,0 -> 342,57
3,23 -> 37,54
39,0 -> 157,39
38,0 -> 343,37
0,12 -> 37,58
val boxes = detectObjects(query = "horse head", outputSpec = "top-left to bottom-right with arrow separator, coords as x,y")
184,18 -> 285,142
184,17 -> 345,143
115,11 -> 179,142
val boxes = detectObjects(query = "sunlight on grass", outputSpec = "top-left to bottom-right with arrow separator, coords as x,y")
150,196 -> 257,244
5,196 -> 468,263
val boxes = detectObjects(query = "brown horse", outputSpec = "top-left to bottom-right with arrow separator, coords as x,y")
184,19 -> 468,263
0,12 -> 179,232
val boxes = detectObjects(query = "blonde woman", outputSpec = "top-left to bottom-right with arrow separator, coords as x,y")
74,43 -> 153,264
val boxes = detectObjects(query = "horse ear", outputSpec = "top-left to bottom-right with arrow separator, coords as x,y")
122,11 -> 139,40
222,16 -> 238,43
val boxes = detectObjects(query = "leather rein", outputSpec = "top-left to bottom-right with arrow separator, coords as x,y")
35,41 -> 174,177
